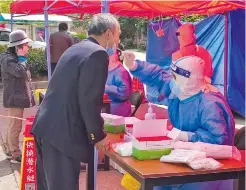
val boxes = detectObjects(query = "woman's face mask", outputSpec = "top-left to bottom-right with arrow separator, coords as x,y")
169,72 -> 189,99
106,31 -> 117,56
18,56 -> 27,63
169,79 -> 182,97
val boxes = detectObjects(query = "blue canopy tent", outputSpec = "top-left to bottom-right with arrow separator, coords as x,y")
146,9 -> 245,117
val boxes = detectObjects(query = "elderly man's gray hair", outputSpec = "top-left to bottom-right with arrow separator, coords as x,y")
88,13 -> 119,36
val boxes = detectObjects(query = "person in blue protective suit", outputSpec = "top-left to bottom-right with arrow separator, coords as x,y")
105,44 -> 132,116
123,52 -> 235,190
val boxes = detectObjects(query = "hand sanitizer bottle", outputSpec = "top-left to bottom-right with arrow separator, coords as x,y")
145,103 -> 156,120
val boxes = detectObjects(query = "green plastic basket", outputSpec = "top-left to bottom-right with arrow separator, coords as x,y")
132,147 -> 172,160
104,124 -> 125,134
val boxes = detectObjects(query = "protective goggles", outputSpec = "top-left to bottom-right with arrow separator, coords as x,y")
170,62 -> 191,78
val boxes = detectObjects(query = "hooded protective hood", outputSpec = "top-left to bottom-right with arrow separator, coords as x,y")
170,55 -> 219,100
172,24 -> 213,78
176,23 -> 196,47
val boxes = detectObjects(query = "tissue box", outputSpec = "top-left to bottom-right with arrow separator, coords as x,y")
132,119 -> 168,138
101,113 -> 125,133
132,136 -> 173,160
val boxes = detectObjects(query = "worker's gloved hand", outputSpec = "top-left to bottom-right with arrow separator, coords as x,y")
95,135 -> 110,152
123,51 -> 137,71
167,127 -> 189,142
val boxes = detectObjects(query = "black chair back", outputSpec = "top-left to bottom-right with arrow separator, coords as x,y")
130,91 -> 145,116
234,126 -> 245,150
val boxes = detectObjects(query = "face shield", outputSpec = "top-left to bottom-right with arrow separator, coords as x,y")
169,58 -> 191,97
169,56 -> 206,100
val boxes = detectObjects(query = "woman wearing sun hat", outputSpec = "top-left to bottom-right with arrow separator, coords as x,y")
0,30 -> 35,163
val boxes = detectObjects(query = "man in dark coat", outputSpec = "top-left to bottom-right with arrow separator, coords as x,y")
49,22 -> 74,75
31,13 -> 121,190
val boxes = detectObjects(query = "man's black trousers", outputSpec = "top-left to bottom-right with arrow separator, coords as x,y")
34,136 -> 81,190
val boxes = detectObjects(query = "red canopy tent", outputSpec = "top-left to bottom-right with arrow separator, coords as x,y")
10,1 -> 102,15
11,1 -> 245,17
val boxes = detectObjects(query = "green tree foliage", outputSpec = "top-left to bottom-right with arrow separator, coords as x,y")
118,17 -> 148,49
72,14 -> 92,29
0,0 -> 13,14
181,14 -> 207,22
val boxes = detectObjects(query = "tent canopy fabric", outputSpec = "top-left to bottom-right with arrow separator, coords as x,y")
10,1 -> 245,17
10,1 -> 102,15
109,1 -> 245,18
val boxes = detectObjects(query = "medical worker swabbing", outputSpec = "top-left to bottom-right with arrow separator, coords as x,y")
146,23 -> 214,104
123,53 -> 235,190
105,44 -> 132,116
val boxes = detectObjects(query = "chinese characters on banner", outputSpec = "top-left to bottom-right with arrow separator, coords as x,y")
20,117 -> 36,190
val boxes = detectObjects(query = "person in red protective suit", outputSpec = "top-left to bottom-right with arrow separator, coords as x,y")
172,23 -> 213,79
156,24 -> 217,103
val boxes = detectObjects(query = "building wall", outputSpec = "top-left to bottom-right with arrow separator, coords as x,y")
5,21 -> 72,42
13,24 -> 32,38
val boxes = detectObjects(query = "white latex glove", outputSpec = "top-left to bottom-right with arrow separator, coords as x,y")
167,128 -> 189,142
122,51 -> 137,70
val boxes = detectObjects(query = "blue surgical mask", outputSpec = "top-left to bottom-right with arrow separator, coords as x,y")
169,79 -> 181,98
106,32 -> 117,56
18,56 -> 27,63
106,44 -> 116,56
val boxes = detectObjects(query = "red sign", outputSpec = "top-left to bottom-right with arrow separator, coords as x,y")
104,93 -> 109,100
0,24 -> 5,28
132,77 -> 146,97
156,28 -> 165,37
20,117 -> 37,190
20,138 -> 37,190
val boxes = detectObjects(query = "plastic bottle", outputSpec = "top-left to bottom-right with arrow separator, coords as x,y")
144,103 -> 156,120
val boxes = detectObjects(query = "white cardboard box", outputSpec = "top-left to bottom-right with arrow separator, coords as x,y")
101,113 -> 125,126
133,136 -> 174,150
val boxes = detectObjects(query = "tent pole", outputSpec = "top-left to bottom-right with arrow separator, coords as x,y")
224,12 -> 229,101
10,14 -> 14,31
44,0 -> 51,81
101,0 -> 109,13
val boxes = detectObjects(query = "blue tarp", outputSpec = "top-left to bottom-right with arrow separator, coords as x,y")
146,18 -> 180,69
228,9 -> 245,117
146,9 -> 245,116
